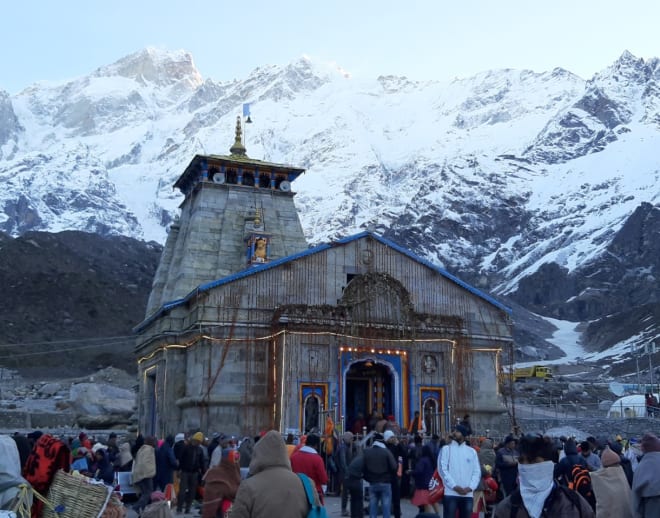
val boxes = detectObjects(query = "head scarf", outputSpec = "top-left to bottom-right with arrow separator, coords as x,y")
518,461 -> 555,518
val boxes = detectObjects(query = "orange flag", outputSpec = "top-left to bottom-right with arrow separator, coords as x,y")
324,414 -> 335,455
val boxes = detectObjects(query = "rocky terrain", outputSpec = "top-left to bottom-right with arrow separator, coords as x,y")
0,366 -> 137,432
0,230 -> 161,379
0,230 -> 160,430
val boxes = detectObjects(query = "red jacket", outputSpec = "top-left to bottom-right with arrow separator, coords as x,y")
290,447 -> 328,503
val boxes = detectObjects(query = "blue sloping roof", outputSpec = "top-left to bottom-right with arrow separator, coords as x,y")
133,231 -> 511,333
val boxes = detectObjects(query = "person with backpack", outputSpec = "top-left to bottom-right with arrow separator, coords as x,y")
291,433 -> 329,505
554,439 -> 587,486
493,434 -> 595,518
231,430 -> 312,518
567,462 -> 596,512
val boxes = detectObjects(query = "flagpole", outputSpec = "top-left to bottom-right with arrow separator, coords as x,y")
242,103 -> 252,149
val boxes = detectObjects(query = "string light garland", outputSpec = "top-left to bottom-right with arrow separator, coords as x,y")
137,330 -> 502,364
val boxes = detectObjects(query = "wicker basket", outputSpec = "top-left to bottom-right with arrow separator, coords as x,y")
42,470 -> 112,518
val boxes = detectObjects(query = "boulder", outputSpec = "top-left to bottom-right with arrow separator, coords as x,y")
38,382 -> 62,397
568,382 -> 585,392
76,414 -> 134,429
68,383 -> 135,417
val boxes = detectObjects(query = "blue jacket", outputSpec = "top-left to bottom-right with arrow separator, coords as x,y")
412,456 -> 435,490
155,439 -> 179,489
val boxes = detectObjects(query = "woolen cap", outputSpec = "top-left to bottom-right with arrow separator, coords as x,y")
641,433 -> 660,453
383,430 -> 395,441
92,442 -> 106,453
455,424 -> 469,437
175,433 -> 185,442
601,446 -> 620,467
192,432 -> 204,443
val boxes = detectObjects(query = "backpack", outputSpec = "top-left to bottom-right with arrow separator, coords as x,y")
568,464 -> 596,511
297,473 -> 328,518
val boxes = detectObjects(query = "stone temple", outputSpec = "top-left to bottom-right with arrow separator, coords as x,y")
134,118 -> 513,437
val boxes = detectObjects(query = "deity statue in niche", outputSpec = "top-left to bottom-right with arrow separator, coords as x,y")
304,396 -> 320,433
423,354 -> 437,374
253,237 -> 267,262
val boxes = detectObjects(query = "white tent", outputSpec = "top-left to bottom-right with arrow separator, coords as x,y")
607,394 -> 655,418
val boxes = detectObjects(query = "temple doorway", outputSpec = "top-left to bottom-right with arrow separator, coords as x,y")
303,394 -> 321,433
345,360 -> 395,434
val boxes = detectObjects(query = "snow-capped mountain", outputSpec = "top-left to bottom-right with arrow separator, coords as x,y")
1,47 -> 658,372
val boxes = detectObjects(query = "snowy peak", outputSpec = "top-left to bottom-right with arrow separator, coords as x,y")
93,47 -> 203,89
243,55 -> 349,102
523,51 -> 660,164
0,91 -> 22,157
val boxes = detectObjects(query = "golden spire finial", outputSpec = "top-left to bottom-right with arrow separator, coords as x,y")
230,115 -> 247,156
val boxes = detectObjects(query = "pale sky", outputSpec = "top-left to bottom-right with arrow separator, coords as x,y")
2,0 -> 659,94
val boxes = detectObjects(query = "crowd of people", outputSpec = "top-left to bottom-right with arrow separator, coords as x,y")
2,421 -> 660,518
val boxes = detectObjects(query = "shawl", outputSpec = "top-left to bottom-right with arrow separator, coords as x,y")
201,458 -> 241,518
632,451 -> 660,517
591,464 -> 632,518
0,435 -> 32,513
132,444 -> 156,483
118,442 -> 133,467
23,434 -> 70,518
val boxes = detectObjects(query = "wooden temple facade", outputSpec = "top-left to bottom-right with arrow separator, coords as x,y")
134,119 -> 513,437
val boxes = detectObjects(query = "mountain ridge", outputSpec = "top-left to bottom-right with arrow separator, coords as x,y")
1,47 -> 658,376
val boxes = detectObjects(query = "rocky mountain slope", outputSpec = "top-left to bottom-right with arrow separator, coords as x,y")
0,48 -> 658,373
0,231 -> 161,378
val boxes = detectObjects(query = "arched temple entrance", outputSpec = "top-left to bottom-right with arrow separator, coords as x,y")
303,393 -> 321,433
344,359 -> 396,434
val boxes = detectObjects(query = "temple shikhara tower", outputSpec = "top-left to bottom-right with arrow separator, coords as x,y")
135,118 -> 513,437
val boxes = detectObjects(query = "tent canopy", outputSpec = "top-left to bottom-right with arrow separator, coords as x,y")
607,394 -> 655,418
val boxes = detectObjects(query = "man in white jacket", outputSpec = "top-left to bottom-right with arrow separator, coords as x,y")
438,424 -> 481,518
